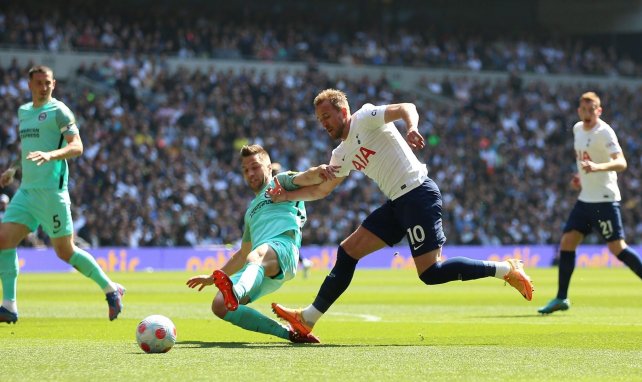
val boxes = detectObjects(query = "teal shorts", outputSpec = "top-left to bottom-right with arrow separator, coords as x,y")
230,234 -> 299,303
2,188 -> 74,238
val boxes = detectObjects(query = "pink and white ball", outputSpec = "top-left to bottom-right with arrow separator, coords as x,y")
136,315 -> 177,353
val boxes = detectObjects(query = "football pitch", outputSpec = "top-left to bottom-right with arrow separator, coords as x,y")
2,267 -> 641,381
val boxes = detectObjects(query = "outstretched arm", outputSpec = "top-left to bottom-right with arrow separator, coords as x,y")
186,240 -> 252,291
384,103 -> 425,150
292,164 -> 340,187
269,175 -> 345,202
220,240 -> 253,276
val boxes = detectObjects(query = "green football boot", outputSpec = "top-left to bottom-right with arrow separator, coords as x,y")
538,298 -> 570,314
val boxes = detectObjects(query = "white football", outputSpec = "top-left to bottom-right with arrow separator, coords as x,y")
136,315 -> 177,353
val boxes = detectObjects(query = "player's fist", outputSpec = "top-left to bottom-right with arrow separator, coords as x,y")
570,173 -> 581,191
317,164 -> 340,182
406,129 -> 425,150
580,159 -> 600,173
267,176 -> 287,202
0,168 -> 16,187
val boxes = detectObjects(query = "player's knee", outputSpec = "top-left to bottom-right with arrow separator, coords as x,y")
607,239 -> 626,255
419,262 -> 443,285
212,296 -> 227,319
0,225 -> 25,249
560,231 -> 582,250
0,231 -> 8,248
56,251 -> 74,262
339,227 -> 380,258
52,240 -> 75,261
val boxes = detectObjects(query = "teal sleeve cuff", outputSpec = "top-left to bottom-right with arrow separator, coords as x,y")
275,171 -> 300,191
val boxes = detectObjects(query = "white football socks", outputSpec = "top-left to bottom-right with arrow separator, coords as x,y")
2,299 -> 17,313
491,261 -> 512,278
302,305 -> 323,325
102,282 -> 118,294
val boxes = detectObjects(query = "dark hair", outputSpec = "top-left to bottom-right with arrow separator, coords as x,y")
28,65 -> 54,79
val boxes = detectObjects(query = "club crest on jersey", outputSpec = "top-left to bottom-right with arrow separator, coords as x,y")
351,146 -> 376,171
38,112 -> 47,121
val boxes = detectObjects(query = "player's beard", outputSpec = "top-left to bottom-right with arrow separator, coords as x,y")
249,177 -> 267,193
329,120 -> 345,140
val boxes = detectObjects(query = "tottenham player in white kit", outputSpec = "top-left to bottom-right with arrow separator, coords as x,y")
269,88 -> 534,337
539,92 -> 642,314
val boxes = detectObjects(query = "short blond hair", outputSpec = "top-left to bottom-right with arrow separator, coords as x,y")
313,88 -> 350,113
580,92 -> 601,108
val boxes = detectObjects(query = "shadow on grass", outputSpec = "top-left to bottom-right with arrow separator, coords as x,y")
470,314 -> 555,318
177,340 -> 496,348
179,341 -> 342,348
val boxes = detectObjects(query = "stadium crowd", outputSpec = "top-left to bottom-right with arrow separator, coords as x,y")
1,54 -> 641,248
1,1 -> 641,247
1,1 -> 641,77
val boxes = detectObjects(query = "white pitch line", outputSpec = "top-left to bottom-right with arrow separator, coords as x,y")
329,312 -> 382,322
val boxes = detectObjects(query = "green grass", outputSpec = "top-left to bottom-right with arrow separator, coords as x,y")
2,268 -> 641,381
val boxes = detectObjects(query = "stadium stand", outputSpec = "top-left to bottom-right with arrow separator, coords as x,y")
0,1 -> 641,247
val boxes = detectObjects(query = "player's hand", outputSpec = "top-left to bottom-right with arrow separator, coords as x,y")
186,274 -> 214,291
570,173 -> 581,191
26,151 -> 52,166
267,177 -> 288,202
406,129 -> 425,150
0,168 -> 16,187
580,160 -> 600,173
317,164 -> 340,182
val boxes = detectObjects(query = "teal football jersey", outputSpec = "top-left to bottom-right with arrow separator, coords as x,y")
18,98 -> 78,189
242,172 -> 307,249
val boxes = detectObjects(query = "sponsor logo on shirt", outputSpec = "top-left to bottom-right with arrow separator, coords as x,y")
351,146 -> 377,171
20,128 -> 40,139
249,200 -> 273,218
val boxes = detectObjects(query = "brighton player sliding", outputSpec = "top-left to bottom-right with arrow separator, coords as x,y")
538,92 -> 642,314
186,144 -> 338,343
269,88 -> 534,337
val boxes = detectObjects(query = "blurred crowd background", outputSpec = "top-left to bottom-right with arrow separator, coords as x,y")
1,0 -> 641,248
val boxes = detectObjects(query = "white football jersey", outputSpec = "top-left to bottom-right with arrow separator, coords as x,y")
329,103 -> 428,200
573,118 -> 622,202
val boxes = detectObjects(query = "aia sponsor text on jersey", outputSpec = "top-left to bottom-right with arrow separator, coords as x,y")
351,147 -> 377,171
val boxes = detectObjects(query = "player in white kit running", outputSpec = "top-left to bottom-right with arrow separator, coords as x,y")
539,92 -> 642,314
269,88 -> 534,337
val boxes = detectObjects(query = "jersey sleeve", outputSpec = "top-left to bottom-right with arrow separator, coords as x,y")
354,103 -> 387,131
274,171 -> 301,191
329,147 -> 351,177
603,127 -> 622,155
56,103 -> 79,136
